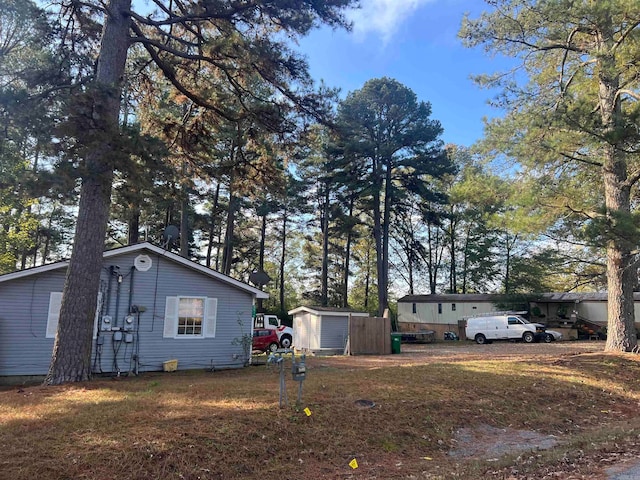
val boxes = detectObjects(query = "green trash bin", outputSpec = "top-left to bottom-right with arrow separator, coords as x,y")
391,333 -> 402,354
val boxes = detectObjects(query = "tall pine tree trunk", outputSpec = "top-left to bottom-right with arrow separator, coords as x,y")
45,0 -> 131,384
279,205 -> 288,318
205,182 -> 220,268
222,189 -> 238,276
364,242 -> 371,310
597,29 -> 637,351
256,210 -> 267,311
179,161 -> 190,257
461,224 -> 471,294
341,197 -> 354,308
380,161 -> 392,315
427,224 -> 437,294
372,156 -> 386,316
320,184 -> 330,307
128,207 -> 140,244
448,210 -> 457,293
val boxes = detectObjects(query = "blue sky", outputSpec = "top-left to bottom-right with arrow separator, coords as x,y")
298,0 -> 511,147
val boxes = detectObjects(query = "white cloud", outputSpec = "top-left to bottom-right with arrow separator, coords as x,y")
347,0 -> 434,44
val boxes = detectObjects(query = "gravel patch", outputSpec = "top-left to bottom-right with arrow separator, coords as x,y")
448,424 -> 559,460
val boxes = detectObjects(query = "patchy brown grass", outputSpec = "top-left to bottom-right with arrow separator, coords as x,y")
1,342 -> 640,479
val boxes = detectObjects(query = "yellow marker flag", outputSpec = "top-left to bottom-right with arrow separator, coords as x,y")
349,458 -> 358,469
303,407 -> 312,416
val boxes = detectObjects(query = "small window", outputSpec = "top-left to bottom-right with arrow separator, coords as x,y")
451,303 -> 456,312
508,317 -> 519,325
177,297 -> 204,336
438,303 -> 442,314
163,296 -> 217,339
412,303 -> 417,314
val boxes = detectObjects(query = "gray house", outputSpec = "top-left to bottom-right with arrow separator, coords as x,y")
0,242 -> 268,379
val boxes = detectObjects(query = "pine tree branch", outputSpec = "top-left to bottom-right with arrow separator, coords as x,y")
612,19 -> 640,53
558,150 -> 603,167
129,22 -> 239,122
623,168 -> 640,189
617,89 -> 640,101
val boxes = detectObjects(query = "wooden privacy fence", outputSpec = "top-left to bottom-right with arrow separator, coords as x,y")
348,316 -> 391,355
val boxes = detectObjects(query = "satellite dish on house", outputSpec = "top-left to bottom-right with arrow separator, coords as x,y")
162,225 -> 179,249
249,270 -> 271,286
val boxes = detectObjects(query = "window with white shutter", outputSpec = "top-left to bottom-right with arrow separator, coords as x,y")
46,292 -> 63,338
204,298 -> 217,338
163,296 -> 218,339
46,292 -> 102,339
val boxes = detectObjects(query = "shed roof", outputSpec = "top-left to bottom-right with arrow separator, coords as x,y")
288,305 -> 369,317
0,242 -> 269,299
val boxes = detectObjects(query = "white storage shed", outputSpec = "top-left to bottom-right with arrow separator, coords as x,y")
288,306 -> 369,353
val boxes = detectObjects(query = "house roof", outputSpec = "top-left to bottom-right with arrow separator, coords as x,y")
534,292 -> 640,302
288,305 -> 370,317
398,294 -> 498,303
0,242 -> 269,299
399,292 -> 640,303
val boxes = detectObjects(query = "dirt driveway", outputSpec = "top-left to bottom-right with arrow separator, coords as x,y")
317,339 -> 606,369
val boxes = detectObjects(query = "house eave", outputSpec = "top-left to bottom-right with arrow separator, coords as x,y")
0,242 -> 269,299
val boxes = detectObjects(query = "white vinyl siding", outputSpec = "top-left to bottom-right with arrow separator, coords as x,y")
163,296 -> 217,339
46,291 -> 102,339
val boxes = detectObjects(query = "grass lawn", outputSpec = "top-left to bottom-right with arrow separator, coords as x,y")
1,342 -> 640,479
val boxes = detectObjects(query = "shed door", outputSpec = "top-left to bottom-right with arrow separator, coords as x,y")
319,315 -> 348,349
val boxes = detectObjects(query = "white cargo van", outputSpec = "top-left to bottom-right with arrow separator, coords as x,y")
465,315 -> 544,344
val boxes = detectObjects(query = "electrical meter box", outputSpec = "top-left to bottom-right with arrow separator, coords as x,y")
292,362 -> 306,381
124,315 -> 135,331
101,315 -> 112,331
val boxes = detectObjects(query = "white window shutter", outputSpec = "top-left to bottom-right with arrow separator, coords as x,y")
204,298 -> 218,337
163,296 -> 179,338
93,292 -> 103,339
46,292 -> 63,338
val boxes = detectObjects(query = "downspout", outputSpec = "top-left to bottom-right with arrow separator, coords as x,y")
105,266 -> 114,316
135,308 -> 141,375
114,267 -> 122,328
128,266 -> 135,313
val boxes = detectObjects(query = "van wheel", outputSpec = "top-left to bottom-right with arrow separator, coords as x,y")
280,335 -> 292,349
523,331 -> 534,343
475,334 -> 487,345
